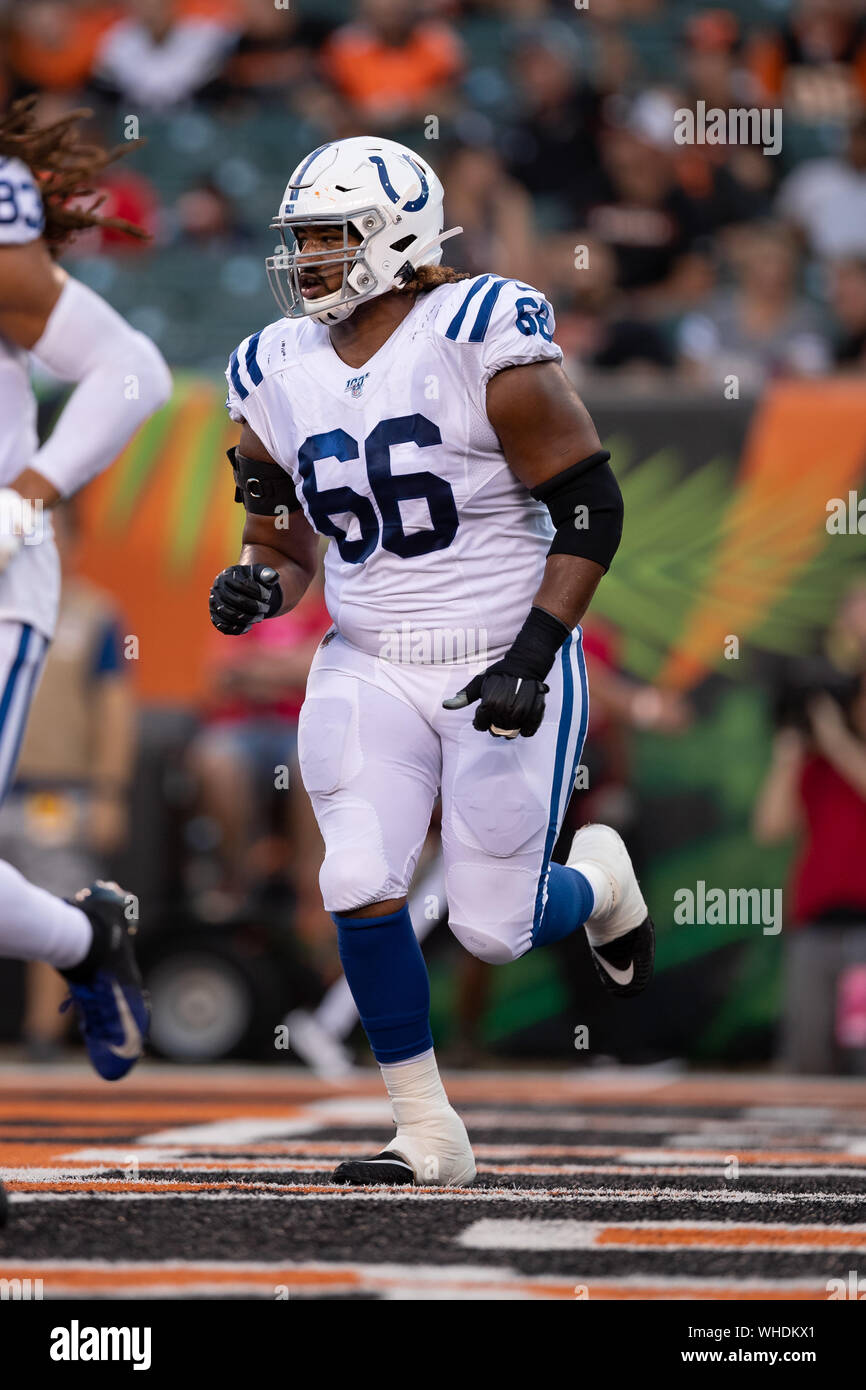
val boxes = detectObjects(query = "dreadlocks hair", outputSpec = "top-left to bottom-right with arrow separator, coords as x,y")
0,97 -> 149,253
396,265 -> 471,296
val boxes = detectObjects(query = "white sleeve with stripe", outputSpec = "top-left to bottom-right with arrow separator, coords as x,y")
0,157 -> 45,245
440,275 -> 563,417
224,328 -> 283,463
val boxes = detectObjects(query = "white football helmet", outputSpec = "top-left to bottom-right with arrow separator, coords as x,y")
265,136 -> 462,325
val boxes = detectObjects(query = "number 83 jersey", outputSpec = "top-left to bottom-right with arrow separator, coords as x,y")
225,275 -> 562,664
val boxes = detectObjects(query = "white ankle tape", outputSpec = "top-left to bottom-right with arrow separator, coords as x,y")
572,860 -> 613,919
380,1049 -> 450,1128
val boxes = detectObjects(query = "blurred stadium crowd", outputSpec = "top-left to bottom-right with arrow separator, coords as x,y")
2,0 -> 866,1075
3,0 -> 866,380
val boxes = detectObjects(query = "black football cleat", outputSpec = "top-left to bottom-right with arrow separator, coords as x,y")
331,1151 -> 416,1185
567,824 -> 655,998
590,915 -> 655,999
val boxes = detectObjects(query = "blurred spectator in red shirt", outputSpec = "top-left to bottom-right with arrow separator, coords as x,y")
62,163 -> 161,256
755,670 -> 866,1074
321,0 -> 463,128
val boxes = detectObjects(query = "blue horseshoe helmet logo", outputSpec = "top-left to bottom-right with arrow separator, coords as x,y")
369,154 -> 430,213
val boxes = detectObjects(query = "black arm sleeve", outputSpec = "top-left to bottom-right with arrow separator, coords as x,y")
530,450 -> 623,572
228,446 -> 301,517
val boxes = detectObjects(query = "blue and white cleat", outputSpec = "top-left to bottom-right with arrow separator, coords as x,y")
60,881 -> 150,1081
567,824 -> 655,998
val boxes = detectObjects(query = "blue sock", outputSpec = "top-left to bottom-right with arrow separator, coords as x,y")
334,903 -> 433,1064
532,863 -> 595,950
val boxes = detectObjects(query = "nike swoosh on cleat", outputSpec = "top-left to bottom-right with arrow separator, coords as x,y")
107,982 -> 144,1060
592,953 -> 634,987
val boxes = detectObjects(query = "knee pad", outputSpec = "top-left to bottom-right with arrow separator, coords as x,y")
450,743 -> 548,858
445,862 -> 536,964
319,843 -> 392,915
448,919 -> 524,965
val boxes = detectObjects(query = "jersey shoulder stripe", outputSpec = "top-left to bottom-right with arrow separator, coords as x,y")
228,344 -> 251,401
431,273 -> 562,401
440,275 -> 542,345
227,327 -> 271,409
443,274 -> 492,340
468,276 -> 511,342
245,330 -> 264,388
225,316 -> 315,419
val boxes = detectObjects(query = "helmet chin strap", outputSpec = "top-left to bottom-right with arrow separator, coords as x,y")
310,299 -> 357,326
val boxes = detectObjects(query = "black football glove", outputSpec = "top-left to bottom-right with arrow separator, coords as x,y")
443,662 -> 549,738
209,564 -> 282,636
442,607 -> 571,738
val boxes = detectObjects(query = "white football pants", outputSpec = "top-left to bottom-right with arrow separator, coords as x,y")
298,629 -> 588,964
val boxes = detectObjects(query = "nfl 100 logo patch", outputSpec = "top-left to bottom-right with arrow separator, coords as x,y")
345,372 -> 370,398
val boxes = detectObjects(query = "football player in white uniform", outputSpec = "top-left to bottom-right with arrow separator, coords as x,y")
211,136 -> 654,1187
0,101 -> 171,1094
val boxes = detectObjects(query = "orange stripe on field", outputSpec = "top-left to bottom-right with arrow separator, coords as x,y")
586,1288 -> 827,1301
0,1264 -> 832,1300
597,1226 -> 866,1249
0,1265 -> 360,1291
2,1069 -> 865,1111
0,1144 -> 91,1167
0,1100 -> 307,1123
0,1265 -> 576,1298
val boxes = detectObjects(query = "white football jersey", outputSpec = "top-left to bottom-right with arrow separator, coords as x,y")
226,275 -> 563,665
0,156 -> 59,641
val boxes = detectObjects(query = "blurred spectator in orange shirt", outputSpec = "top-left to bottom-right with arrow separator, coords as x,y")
322,0 -> 463,128
6,0 -> 119,99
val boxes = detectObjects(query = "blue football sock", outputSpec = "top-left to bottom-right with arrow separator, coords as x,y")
532,863 -> 595,950
334,903 -> 433,1064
